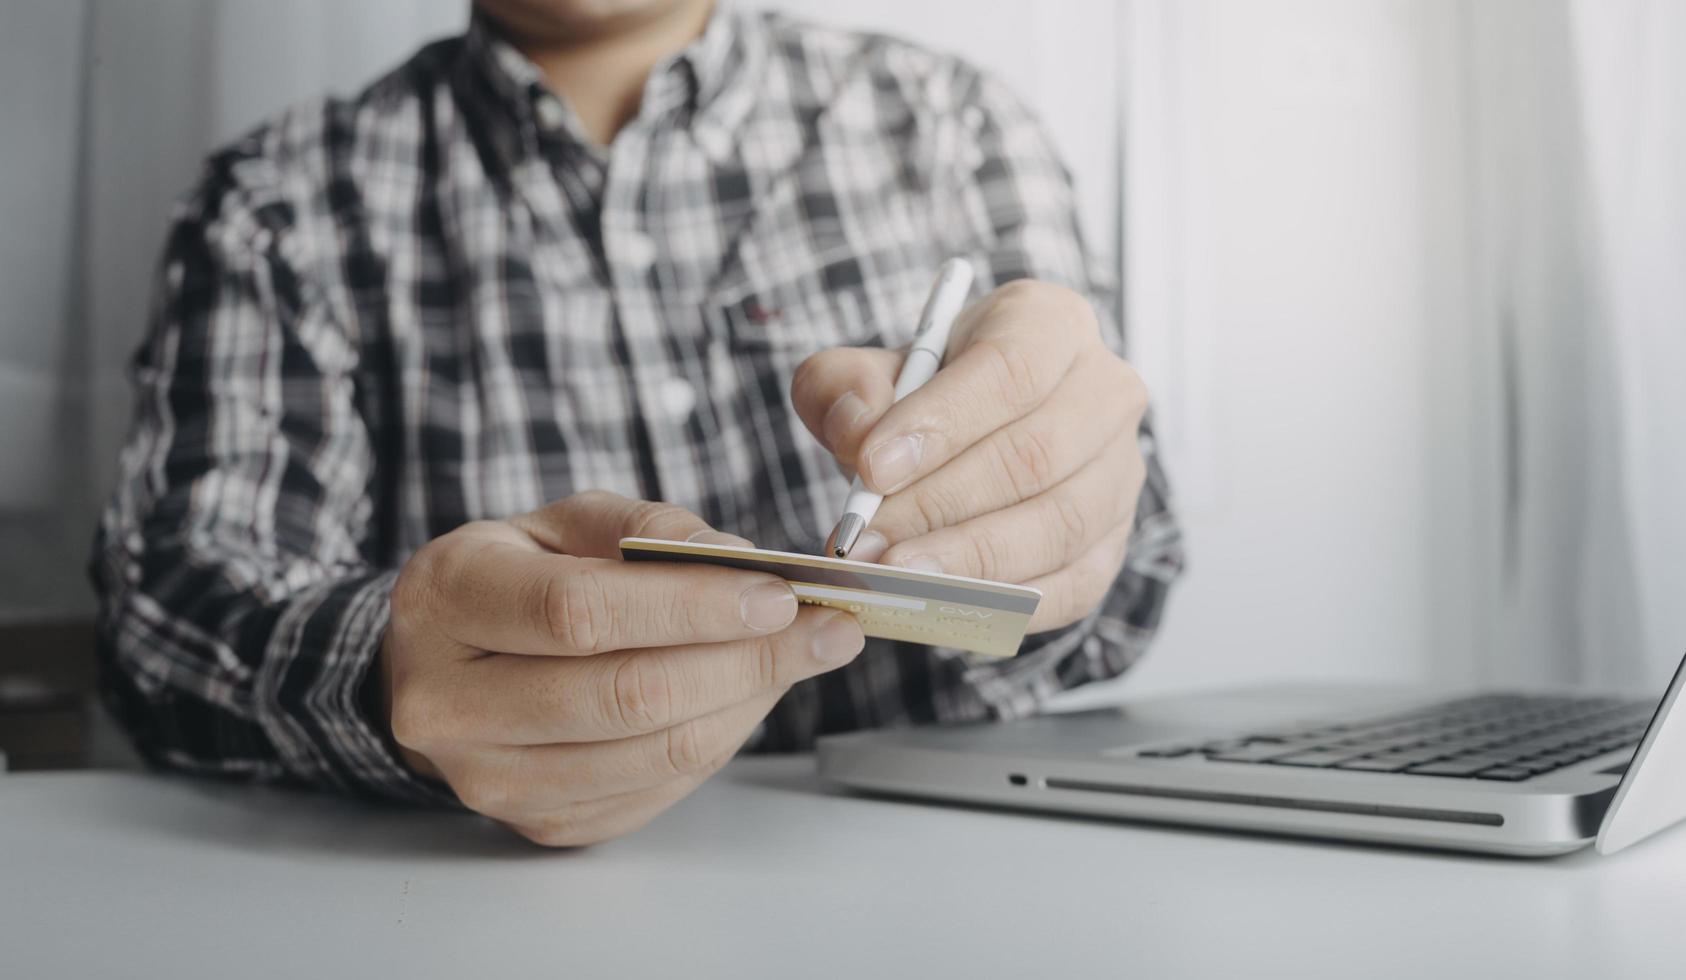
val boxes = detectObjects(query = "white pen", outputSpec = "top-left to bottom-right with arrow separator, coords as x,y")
824,257 -> 975,559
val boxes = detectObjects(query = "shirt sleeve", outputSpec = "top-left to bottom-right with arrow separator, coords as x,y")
915,66 -> 1186,723
89,142 -> 449,805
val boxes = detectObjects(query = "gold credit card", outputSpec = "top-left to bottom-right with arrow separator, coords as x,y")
619,537 -> 1042,659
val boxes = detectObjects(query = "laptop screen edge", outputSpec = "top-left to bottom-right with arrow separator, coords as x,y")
1595,649 -> 1686,855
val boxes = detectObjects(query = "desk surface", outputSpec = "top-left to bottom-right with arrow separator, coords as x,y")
2,757 -> 1683,979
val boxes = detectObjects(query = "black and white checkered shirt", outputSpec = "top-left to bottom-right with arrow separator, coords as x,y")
91,5 -> 1183,803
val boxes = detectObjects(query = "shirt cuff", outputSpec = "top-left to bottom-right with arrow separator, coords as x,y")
254,569 -> 458,806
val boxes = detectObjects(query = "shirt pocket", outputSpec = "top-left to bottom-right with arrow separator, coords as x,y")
709,241 -> 945,355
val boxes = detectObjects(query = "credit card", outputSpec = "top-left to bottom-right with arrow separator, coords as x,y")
619,537 -> 1042,659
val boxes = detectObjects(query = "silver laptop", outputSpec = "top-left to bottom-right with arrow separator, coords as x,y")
816,650 -> 1686,856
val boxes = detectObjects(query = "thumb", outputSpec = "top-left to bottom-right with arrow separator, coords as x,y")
508,490 -> 750,559
790,346 -> 904,468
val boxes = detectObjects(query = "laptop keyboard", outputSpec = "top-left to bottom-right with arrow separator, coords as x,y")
1136,694 -> 1651,781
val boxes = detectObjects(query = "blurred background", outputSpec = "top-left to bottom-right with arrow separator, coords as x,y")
1,0 -> 1682,767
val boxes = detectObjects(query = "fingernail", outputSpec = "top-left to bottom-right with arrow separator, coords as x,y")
740,582 -> 798,631
865,433 -> 924,492
848,531 -> 888,563
822,391 -> 872,450
811,612 -> 866,666
891,554 -> 943,573
689,529 -> 752,547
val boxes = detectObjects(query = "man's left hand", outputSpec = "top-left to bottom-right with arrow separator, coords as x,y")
791,280 -> 1148,634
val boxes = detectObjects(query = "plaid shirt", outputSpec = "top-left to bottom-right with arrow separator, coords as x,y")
91,5 -> 1183,804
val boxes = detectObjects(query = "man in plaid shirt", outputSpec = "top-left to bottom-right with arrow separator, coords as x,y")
92,0 -> 1182,845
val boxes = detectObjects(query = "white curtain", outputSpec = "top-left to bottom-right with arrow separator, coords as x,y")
1465,0 -> 1686,692
0,0 -> 94,612
1567,0 -> 1686,690
1116,0 -> 1487,694
1121,0 -> 1683,694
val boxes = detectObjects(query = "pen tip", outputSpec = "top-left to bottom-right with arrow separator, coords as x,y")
826,513 -> 866,559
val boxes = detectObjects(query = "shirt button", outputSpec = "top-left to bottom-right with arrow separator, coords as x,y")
621,231 -> 658,271
656,377 -> 697,420
535,95 -> 566,130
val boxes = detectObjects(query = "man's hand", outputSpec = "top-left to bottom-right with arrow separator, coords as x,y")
791,280 -> 1148,633
379,491 -> 865,847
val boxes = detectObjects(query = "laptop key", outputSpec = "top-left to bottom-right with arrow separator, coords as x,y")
1334,756 -> 1415,772
1440,754 -> 1517,769
1195,739 -> 1255,754
1473,767 -> 1534,781
1406,759 -> 1495,777
1137,746 -> 1198,758
1374,748 -> 1449,766
1206,742 -> 1310,763
1268,749 -> 1363,768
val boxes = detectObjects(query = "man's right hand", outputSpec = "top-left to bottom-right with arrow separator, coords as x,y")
379,491 -> 865,847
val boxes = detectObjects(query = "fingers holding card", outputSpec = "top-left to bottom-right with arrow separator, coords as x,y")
619,538 -> 1041,659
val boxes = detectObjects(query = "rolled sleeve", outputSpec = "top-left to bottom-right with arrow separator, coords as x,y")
91,137 -> 449,805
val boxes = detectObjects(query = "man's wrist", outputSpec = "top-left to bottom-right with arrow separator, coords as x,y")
370,626 -> 445,781
257,569 -> 454,803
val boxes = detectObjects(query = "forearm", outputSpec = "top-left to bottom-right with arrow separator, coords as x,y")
92,524 -> 447,803
91,145 -> 455,804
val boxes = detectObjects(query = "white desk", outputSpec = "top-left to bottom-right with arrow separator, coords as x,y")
2,757 -> 1683,978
